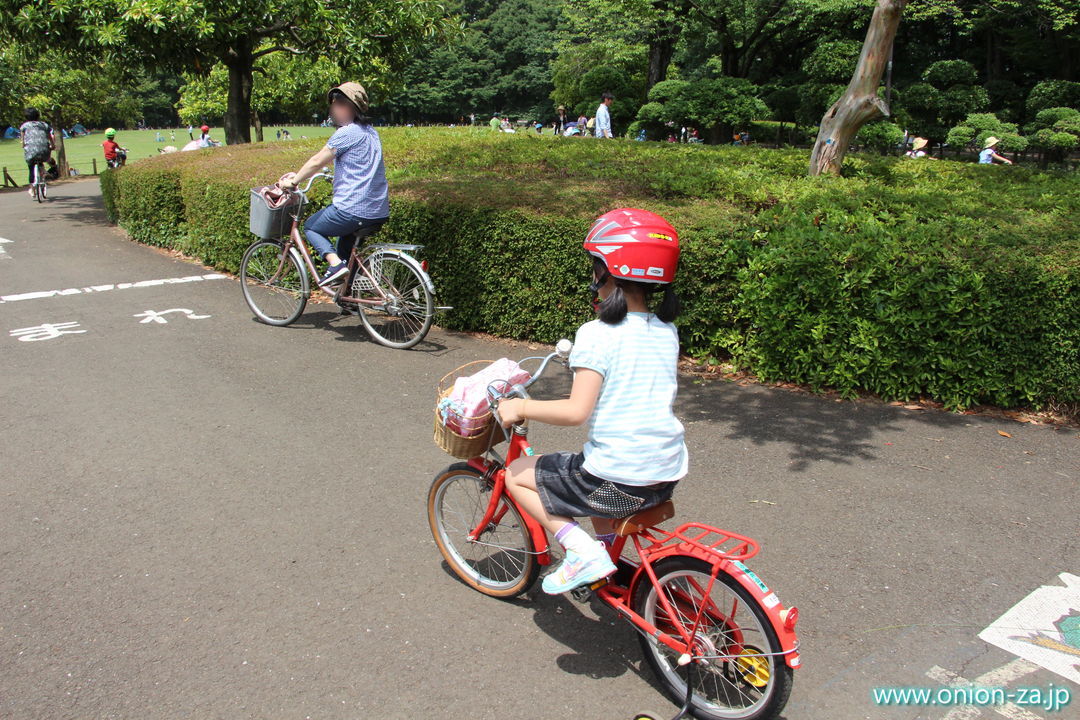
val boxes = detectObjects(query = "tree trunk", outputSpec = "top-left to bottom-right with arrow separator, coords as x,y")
808,0 -> 907,176
223,39 -> 254,145
253,109 -> 264,142
51,108 -> 68,177
646,33 -> 677,90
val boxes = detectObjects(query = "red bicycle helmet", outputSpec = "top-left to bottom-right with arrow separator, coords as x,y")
584,208 -> 680,284
200,124 -> 210,133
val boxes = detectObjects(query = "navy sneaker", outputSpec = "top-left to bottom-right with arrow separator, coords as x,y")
318,262 -> 349,287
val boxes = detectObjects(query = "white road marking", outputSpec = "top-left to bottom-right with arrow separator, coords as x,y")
0,273 -> 229,304
9,321 -> 87,342
0,236 -> 11,261
926,659 -> 1044,720
979,573 -> 1080,685
134,308 -> 212,324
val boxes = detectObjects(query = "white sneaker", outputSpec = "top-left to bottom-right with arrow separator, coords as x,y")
541,541 -> 616,594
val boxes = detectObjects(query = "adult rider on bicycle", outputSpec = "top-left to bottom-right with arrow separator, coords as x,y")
20,107 -> 54,195
279,82 -> 390,288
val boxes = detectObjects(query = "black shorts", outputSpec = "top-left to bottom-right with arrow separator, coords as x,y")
533,451 -> 677,519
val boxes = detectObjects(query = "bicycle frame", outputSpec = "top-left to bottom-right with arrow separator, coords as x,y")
462,353 -> 801,672
262,177 -> 435,310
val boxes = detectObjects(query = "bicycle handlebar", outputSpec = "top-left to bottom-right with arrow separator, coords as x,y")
296,171 -> 332,194
487,338 -> 573,426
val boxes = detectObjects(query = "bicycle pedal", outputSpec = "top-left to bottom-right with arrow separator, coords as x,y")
569,586 -> 594,603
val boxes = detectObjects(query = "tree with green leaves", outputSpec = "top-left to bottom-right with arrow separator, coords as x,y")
634,76 -> 768,142
177,54 -> 343,140
0,0 -> 462,145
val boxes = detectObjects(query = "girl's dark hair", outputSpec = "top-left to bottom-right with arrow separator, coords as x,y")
24,107 -> 39,121
593,257 -> 681,325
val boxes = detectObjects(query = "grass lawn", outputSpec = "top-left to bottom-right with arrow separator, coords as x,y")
0,125 -> 336,180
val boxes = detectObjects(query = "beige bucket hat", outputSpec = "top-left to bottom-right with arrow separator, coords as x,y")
912,137 -> 928,151
983,136 -> 1000,149
328,82 -> 369,114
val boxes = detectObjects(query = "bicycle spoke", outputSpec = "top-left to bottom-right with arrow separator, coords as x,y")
643,567 -> 778,716
358,253 -> 433,348
241,242 -> 307,325
434,473 -> 532,590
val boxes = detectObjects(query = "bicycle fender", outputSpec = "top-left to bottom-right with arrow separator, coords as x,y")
371,248 -> 437,296
287,247 -> 311,297
719,558 -> 801,670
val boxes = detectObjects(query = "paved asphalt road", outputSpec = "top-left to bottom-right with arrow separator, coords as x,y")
1,179 -> 1077,720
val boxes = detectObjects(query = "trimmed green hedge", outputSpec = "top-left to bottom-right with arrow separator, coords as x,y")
100,128 -> 1079,410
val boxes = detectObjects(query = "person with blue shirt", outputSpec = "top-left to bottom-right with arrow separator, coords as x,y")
978,136 -> 1013,165
496,208 -> 687,594
595,92 -> 614,138
280,82 -> 390,287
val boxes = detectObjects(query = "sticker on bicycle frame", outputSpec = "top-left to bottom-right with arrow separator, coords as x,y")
762,592 -> 780,609
732,560 -> 769,595
523,446 -> 535,457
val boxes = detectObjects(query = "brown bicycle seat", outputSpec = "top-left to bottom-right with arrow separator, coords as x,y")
615,501 -> 676,536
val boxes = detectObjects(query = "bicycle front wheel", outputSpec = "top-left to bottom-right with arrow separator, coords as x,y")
356,252 -> 434,349
428,463 -> 540,598
240,240 -> 309,326
632,556 -> 793,720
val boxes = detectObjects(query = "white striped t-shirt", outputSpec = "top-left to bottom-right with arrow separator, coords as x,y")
570,312 -> 688,486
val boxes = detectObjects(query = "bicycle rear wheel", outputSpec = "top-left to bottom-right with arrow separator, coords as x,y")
240,240 -> 309,326
356,252 -> 433,349
632,556 -> 793,720
428,463 -> 540,598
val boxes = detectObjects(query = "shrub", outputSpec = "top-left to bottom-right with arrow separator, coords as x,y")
856,121 -> 904,154
1026,80 -> 1080,117
100,128 -> 1080,410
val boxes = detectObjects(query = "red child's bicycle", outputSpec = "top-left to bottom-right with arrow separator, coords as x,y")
427,341 -> 800,720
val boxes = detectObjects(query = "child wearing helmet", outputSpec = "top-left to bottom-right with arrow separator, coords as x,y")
101,128 -> 127,167
497,208 -> 687,594
197,125 -> 220,148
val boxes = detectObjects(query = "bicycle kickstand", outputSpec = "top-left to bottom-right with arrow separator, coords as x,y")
671,655 -> 696,720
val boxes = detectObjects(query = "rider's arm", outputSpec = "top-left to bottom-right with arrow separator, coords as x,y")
282,145 -> 335,188
498,368 -> 602,427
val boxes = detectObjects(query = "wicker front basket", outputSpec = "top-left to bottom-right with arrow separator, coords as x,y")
433,361 -> 505,459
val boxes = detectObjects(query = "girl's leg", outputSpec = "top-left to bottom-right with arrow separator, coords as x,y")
591,517 -> 617,547
506,456 -> 617,594
504,456 -> 573,535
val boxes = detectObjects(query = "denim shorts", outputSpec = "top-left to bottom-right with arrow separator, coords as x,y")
533,451 -> 677,519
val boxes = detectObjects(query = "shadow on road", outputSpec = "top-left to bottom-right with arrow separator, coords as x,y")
252,308 -> 453,355
18,183 -> 108,227
677,377 -> 969,472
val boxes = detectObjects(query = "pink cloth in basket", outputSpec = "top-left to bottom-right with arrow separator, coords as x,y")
440,358 -> 532,436
255,175 -> 298,209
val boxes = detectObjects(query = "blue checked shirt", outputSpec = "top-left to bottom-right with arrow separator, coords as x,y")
326,123 -> 390,219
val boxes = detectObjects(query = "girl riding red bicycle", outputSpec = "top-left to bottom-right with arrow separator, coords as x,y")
496,208 -> 686,594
